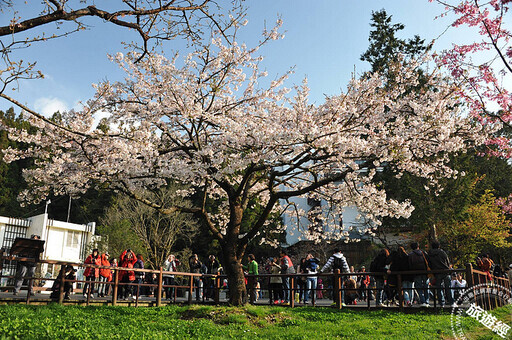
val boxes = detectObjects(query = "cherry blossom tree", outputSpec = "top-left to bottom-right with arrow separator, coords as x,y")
0,24 -> 487,304
0,0 -> 242,96
432,0 -> 512,157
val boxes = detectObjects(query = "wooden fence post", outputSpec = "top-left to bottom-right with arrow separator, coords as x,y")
335,269 -> 342,309
214,272 -> 220,304
290,276 -> 295,308
58,265 -> 66,304
188,275 -> 193,304
112,270 -> 118,306
156,267 -> 163,307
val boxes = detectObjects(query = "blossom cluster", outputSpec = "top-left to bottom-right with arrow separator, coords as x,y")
1,27 -> 486,243
433,0 -> 512,157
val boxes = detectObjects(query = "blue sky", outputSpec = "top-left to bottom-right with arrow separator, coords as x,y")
0,1 -> 467,116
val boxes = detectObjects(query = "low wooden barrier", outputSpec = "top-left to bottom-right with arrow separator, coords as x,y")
0,252 -> 509,311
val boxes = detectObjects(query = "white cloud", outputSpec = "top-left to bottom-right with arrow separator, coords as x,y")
34,97 -> 68,117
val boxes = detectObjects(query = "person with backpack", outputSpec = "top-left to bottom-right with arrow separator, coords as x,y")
279,249 -> 294,305
321,248 -> 350,306
428,240 -> 454,307
370,248 -> 389,307
408,242 -> 430,307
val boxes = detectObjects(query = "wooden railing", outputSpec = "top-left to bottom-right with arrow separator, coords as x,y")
1,252 -> 509,310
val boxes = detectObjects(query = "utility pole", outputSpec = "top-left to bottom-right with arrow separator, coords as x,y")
67,195 -> 72,222
44,199 -> 51,215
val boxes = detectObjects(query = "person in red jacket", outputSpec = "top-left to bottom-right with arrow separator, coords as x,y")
83,248 -> 101,297
98,253 -> 112,298
119,249 -> 137,300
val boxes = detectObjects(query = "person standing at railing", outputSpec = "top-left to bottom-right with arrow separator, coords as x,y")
428,240 -> 454,307
279,249 -> 294,306
50,264 -> 76,300
163,254 -> 180,300
296,258 -> 307,304
119,249 -> 137,300
204,255 -> 220,300
451,273 -> 466,300
408,242 -> 430,307
357,266 -> 370,302
189,254 -> 203,301
134,254 -> 145,297
98,253 -> 112,298
13,234 -> 41,296
370,249 -> 389,307
269,257 -> 283,304
321,248 -> 350,307
243,254 -> 258,304
83,248 -> 101,298
304,253 -> 320,304
476,253 -> 494,282
385,247 -> 412,307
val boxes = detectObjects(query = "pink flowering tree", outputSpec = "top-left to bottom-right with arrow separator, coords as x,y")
432,0 -> 512,157
1,25 -> 485,304
496,194 -> 512,214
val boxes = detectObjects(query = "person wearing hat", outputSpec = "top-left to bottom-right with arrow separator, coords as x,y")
98,252 -> 112,297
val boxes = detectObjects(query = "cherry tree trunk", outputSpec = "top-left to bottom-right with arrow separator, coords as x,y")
222,246 -> 247,305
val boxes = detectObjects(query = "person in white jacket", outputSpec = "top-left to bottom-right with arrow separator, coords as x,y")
320,248 -> 350,305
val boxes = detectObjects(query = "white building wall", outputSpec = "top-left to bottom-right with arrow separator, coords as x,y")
283,197 -> 363,245
0,213 -> 95,263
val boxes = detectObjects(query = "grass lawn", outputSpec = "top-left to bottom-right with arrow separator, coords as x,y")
0,304 -> 509,339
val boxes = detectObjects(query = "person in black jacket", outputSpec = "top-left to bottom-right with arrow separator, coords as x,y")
50,264 -> 76,300
370,248 -> 389,307
408,242 -> 430,307
386,246 -> 413,306
428,240 -> 454,307
189,254 -> 203,301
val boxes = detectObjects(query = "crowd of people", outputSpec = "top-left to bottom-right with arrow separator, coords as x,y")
42,242 -> 511,307
244,241 -> 511,308
49,249 -> 224,301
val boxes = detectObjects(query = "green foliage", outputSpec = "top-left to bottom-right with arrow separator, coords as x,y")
0,108 -> 38,216
0,108 -> 115,224
98,184 -> 199,269
361,9 -> 429,77
376,150 -> 512,265
441,191 -> 512,265
0,304 -> 508,339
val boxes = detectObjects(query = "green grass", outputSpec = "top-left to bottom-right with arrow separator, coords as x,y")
0,304 -> 509,339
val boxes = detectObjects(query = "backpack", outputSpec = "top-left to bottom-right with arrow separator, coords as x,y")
408,251 -> 426,270
370,254 -> 387,273
333,256 -> 345,271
